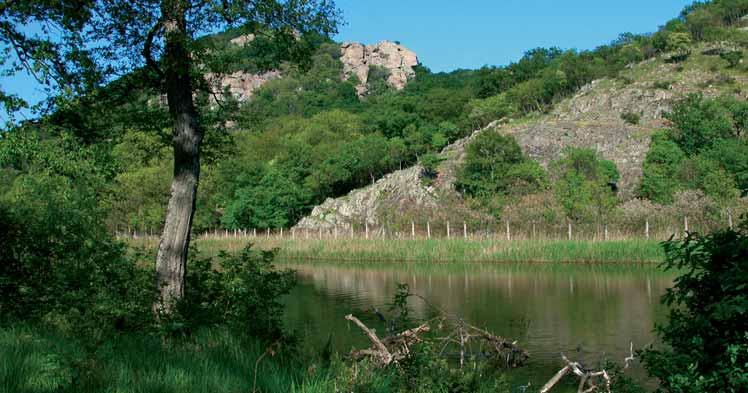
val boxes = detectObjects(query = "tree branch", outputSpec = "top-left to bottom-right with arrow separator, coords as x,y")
143,18 -> 164,83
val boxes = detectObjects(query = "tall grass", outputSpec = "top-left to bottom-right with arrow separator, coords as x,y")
129,237 -> 665,263
0,325 -> 334,393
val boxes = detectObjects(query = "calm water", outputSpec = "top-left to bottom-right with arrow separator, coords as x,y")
280,261 -> 675,387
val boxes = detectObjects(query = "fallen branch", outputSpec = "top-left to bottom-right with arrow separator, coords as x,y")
345,314 -> 393,366
540,354 -> 612,393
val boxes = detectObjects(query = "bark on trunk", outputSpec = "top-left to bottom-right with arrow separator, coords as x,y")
155,0 -> 202,313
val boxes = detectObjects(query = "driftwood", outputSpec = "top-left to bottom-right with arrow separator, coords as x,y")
540,349 -> 639,393
345,314 -> 429,366
345,313 -> 528,369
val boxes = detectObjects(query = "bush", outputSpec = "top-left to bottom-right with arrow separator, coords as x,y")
621,111 -> 641,125
641,219 -> 748,393
456,131 -> 547,215
419,153 -> 444,186
0,175 -> 154,333
720,50 -> 743,68
552,147 -> 619,222
652,80 -> 674,90
639,133 -> 686,204
177,246 -> 296,340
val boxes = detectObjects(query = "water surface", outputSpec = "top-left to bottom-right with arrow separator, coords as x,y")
280,261 -> 674,387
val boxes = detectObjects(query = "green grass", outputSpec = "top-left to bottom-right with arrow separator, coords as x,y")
0,325 -> 335,393
128,237 -> 665,264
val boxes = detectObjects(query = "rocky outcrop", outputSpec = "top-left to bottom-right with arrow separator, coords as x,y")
206,37 -> 419,103
340,41 -> 419,96
205,70 -> 281,103
294,166 -> 439,230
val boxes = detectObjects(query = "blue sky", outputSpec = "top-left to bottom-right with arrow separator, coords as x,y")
334,0 -> 693,72
2,0 -> 693,121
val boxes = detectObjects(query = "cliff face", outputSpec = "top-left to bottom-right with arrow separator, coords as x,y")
207,36 -> 419,103
294,47 -> 748,230
340,41 -> 419,96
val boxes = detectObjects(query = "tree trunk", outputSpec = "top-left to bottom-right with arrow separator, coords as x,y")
155,0 -> 202,314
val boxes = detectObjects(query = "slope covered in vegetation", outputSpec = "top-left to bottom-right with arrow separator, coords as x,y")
2,0 -> 748,237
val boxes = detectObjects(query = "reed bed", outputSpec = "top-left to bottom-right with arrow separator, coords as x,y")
128,236 -> 665,263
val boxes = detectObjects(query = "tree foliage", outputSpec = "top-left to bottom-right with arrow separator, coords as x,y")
552,148 -> 619,222
641,219 -> 748,393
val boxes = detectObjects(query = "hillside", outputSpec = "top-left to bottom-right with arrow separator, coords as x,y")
5,1 -> 748,236
295,42 -> 748,231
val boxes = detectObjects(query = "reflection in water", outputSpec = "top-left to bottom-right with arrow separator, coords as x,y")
281,261 -> 674,386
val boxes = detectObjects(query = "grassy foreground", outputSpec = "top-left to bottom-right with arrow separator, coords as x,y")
131,237 -> 666,263
0,325 -> 336,393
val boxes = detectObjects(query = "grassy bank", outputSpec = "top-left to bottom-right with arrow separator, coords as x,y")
0,324 -> 531,393
0,325 -> 334,393
130,237 -> 665,263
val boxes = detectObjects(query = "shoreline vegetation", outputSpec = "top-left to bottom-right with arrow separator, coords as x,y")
127,235 -> 666,263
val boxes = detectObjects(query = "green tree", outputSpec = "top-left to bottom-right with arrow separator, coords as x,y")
0,0 -> 341,311
466,94 -> 517,128
456,131 -> 547,215
640,133 -> 686,204
222,167 -> 309,230
678,156 -> 740,206
666,32 -> 693,60
702,139 -> 748,196
641,221 -> 748,393
665,94 -> 735,156
552,148 -> 619,222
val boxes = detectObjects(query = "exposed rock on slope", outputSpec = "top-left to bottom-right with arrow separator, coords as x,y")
207,37 -> 419,103
295,166 -> 438,230
205,70 -> 282,103
340,41 -> 419,96
295,49 -> 748,229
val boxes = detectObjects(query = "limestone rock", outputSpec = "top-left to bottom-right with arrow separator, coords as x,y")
294,166 -> 438,231
229,34 -> 255,46
205,70 -> 281,103
340,41 -> 419,95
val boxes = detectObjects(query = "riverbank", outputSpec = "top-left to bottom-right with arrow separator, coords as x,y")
128,237 -> 665,263
0,325 -> 326,393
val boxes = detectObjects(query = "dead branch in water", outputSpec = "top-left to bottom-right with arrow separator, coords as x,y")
344,313 -> 528,369
540,352 -> 628,393
345,314 -> 429,366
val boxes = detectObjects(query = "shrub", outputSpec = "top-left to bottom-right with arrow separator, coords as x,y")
456,132 -> 547,215
639,133 -> 686,204
621,111 -> 641,125
419,153 -> 444,186
0,175 -> 154,332
177,246 -> 296,340
641,219 -> 748,393
720,50 -> 743,68
652,80 -> 674,90
551,147 -> 619,222
466,94 -> 517,128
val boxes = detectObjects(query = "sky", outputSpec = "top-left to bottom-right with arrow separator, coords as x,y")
2,0 -> 694,121
334,0 -> 694,72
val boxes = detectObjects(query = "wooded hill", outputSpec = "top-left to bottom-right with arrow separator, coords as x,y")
2,0 -> 748,235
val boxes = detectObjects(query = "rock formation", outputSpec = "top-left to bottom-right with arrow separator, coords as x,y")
205,70 -> 281,103
340,41 -> 419,96
206,37 -> 419,103
294,49 -> 748,230
294,166 -> 438,230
